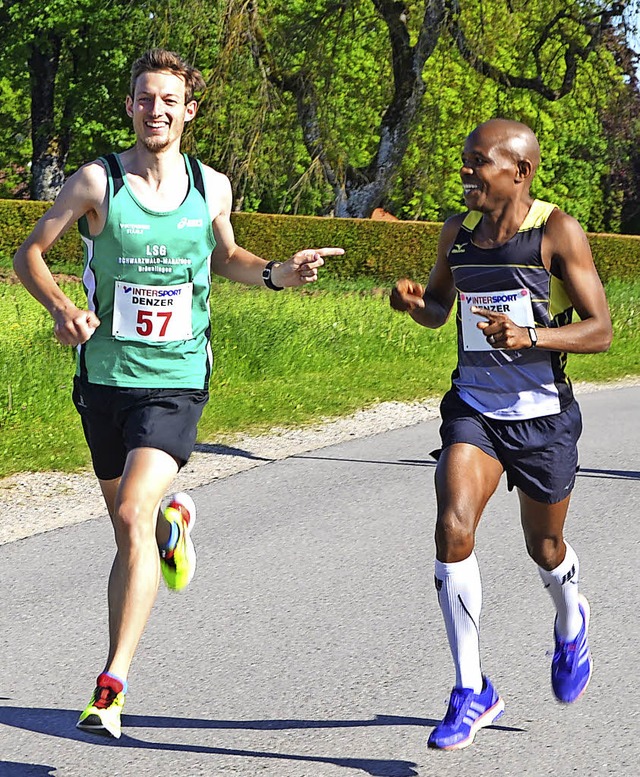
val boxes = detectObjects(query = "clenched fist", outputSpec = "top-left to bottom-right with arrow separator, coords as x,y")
390,278 -> 425,312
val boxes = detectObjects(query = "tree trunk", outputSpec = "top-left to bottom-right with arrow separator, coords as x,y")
246,0 -> 626,219
28,35 -> 69,201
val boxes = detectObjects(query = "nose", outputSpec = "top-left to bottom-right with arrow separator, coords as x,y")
149,96 -> 164,115
460,161 -> 474,176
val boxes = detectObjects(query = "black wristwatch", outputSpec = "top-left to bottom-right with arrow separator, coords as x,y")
262,260 -> 284,291
527,326 -> 538,348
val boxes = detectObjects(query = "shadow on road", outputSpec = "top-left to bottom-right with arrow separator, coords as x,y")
0,705 -> 525,776
194,442 -> 272,461
0,764 -> 56,777
293,454 -> 437,469
577,467 -> 640,481
193,443 -> 439,474
193,442 -> 640,482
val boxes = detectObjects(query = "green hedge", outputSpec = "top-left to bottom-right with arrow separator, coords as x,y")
231,212 -> 442,282
0,200 -> 84,275
587,233 -> 640,283
2,199 -> 639,282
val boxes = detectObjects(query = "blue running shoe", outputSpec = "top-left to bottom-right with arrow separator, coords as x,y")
552,594 -> 593,703
428,676 -> 504,750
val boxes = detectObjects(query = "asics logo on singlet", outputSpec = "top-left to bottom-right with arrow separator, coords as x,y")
450,243 -> 468,254
177,217 -> 203,229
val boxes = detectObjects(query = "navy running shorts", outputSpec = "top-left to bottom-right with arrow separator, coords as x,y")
438,389 -> 582,504
72,376 -> 209,481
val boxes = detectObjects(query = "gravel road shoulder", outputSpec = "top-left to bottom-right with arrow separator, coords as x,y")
1,379 -> 636,545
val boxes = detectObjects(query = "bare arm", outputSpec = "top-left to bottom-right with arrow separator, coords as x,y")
13,163 -> 105,345
476,209 -> 613,353
208,171 -> 343,286
390,216 -> 460,328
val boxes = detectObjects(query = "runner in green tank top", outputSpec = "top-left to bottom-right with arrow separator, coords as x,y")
13,48 -> 344,739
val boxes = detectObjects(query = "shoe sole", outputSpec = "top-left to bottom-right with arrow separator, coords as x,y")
430,696 -> 505,751
77,714 -> 122,739
555,594 -> 593,704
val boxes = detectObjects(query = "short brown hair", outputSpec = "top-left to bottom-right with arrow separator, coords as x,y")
130,49 -> 206,103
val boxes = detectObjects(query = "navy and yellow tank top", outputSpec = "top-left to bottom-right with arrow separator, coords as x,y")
447,199 -> 574,420
77,153 -> 217,389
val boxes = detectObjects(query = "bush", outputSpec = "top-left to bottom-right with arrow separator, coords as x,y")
0,199 -> 82,275
587,233 -> 640,282
2,200 -> 639,282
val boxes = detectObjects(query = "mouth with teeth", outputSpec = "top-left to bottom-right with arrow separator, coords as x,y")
145,121 -> 168,131
463,183 -> 481,194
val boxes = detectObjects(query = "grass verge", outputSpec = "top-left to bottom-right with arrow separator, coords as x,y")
0,277 -> 638,478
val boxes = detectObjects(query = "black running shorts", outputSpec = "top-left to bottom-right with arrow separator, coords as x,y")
438,389 -> 582,504
72,377 -> 209,480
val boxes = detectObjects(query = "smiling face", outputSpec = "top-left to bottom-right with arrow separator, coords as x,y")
460,120 -> 538,212
126,70 -> 197,153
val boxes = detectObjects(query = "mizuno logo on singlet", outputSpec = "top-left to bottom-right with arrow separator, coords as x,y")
450,243 -> 467,254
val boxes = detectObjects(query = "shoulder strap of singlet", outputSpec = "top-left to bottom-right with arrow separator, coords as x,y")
461,211 -> 482,232
519,200 -> 557,231
460,201 -> 558,234
186,155 -> 206,201
101,153 -> 125,196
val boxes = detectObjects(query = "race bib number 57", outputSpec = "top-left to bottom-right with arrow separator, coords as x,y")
112,281 -> 193,342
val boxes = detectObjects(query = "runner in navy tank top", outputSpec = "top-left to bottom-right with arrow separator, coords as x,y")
391,119 -> 612,751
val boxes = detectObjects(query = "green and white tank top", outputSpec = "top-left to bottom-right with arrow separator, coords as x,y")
77,153 -> 216,388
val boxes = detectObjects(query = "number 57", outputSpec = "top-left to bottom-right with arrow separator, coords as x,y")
136,310 -> 173,337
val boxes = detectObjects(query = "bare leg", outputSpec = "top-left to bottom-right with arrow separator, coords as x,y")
99,447 -> 179,681
518,490 -> 571,568
519,491 -> 582,638
519,489 -> 591,701
434,443 -> 504,562
433,444 -> 504,690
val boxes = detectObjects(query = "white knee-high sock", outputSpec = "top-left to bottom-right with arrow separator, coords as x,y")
537,542 -> 582,641
434,553 -> 483,693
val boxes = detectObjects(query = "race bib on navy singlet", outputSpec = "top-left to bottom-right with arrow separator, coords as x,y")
460,288 -> 534,351
112,281 -> 193,342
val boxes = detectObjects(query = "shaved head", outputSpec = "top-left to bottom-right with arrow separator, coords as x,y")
469,118 -> 540,174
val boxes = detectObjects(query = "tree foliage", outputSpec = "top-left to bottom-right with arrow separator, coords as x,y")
219,0 -> 637,225
0,0 -> 639,232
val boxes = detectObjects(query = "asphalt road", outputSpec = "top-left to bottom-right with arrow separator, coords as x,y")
1,387 -> 638,777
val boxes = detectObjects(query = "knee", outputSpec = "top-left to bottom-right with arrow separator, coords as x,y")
525,534 -> 565,570
113,500 -> 155,550
435,510 -> 476,562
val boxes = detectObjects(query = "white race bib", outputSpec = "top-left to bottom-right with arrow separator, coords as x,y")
112,281 -> 193,342
460,288 -> 534,351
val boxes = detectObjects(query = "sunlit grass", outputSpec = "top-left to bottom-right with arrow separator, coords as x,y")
0,278 -> 637,477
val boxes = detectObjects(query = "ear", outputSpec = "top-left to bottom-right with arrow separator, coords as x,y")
516,159 -> 533,182
125,95 -> 134,119
184,100 -> 198,123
